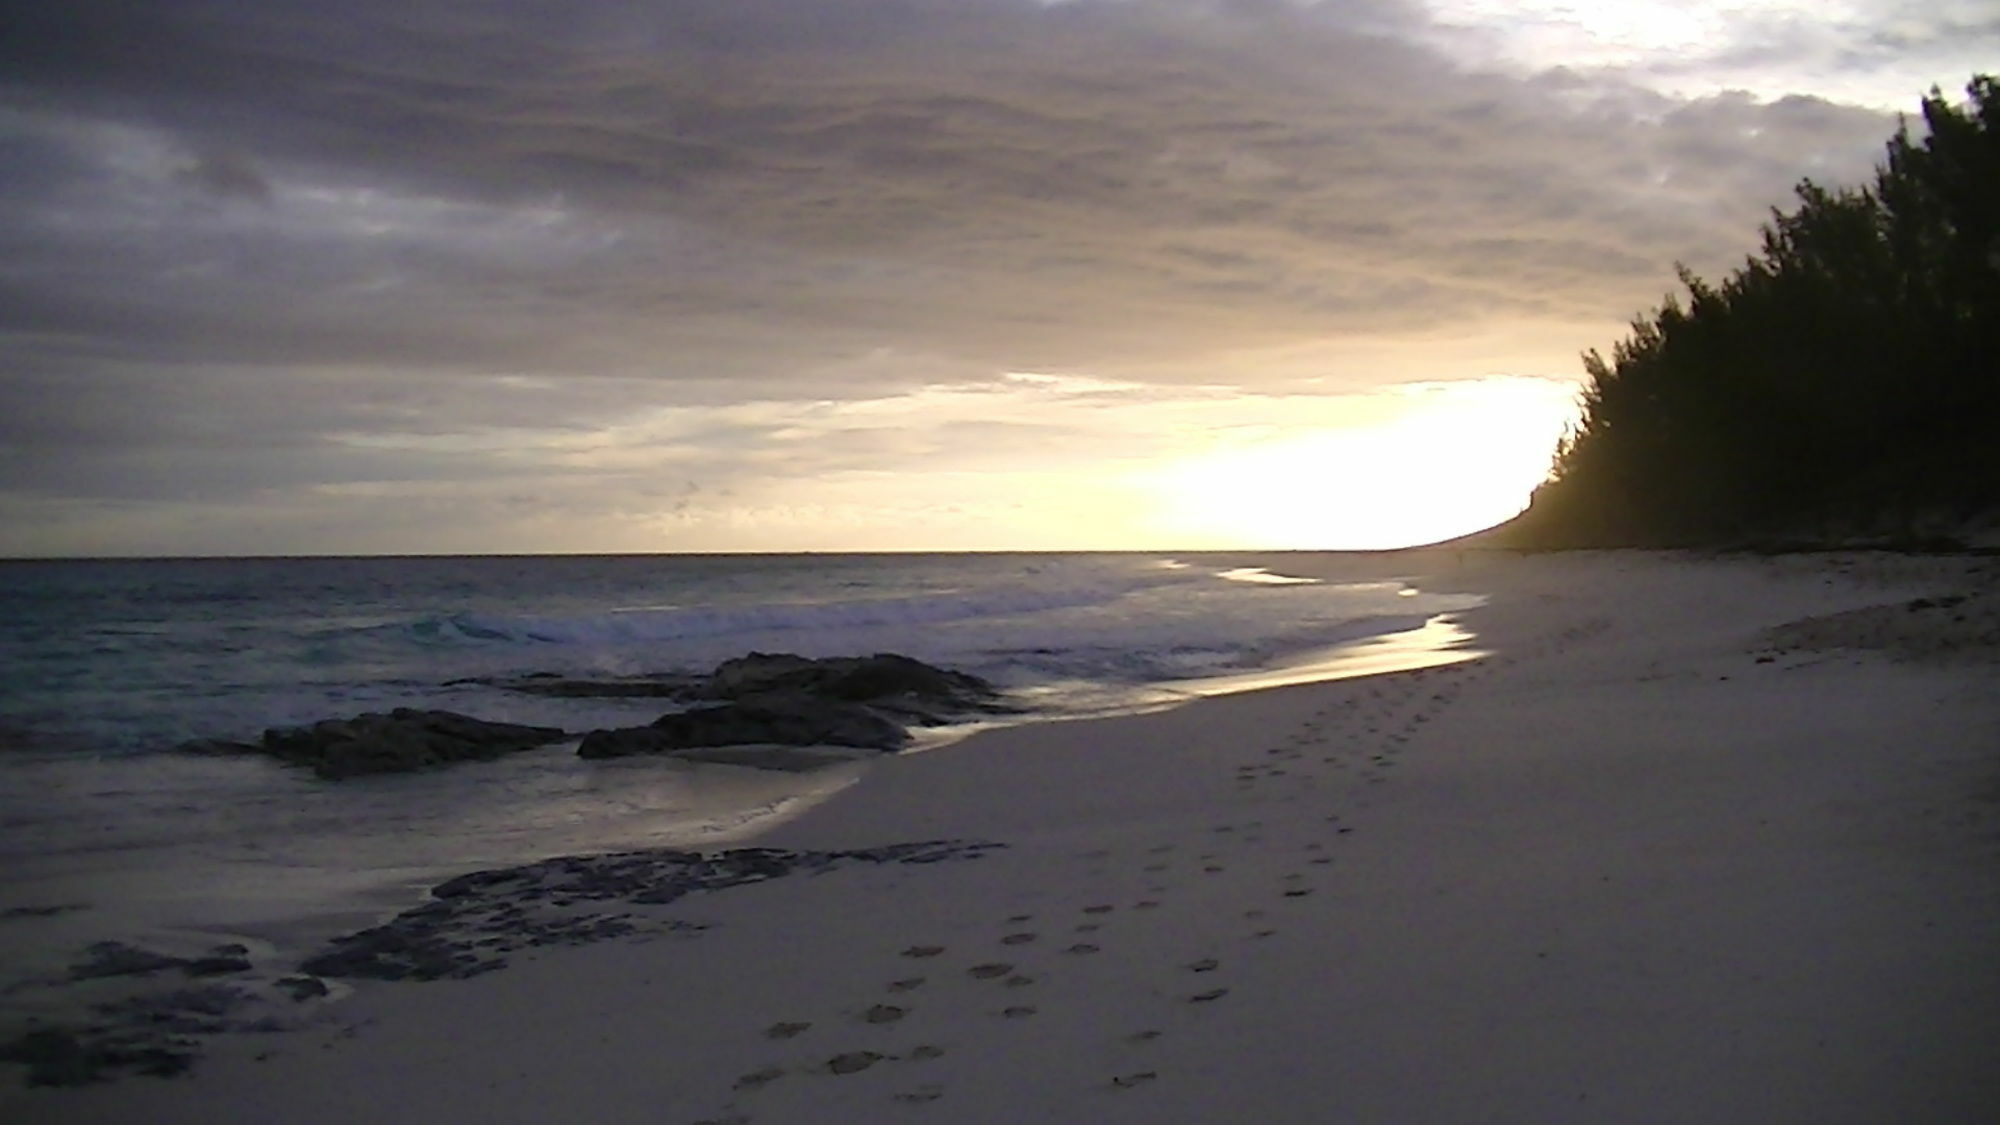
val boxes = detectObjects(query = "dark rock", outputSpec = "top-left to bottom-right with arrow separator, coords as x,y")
299,841 -> 998,980
705,652 -> 999,714
69,941 -> 187,981
1,1029 -> 99,1087
181,954 -> 253,978
275,974 -> 330,1001
298,928 -> 472,982
706,652 -> 820,697
574,654 -> 1006,766
650,699 -> 906,750
574,726 -> 679,759
96,984 -> 246,1032
254,708 -> 567,779
579,699 -> 908,759
1,1025 -> 202,1086
488,653 -> 1007,725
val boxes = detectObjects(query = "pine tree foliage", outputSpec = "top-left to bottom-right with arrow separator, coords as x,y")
1514,77 -> 2000,546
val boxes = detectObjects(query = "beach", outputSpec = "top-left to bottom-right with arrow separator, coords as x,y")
9,549 -> 1999,1123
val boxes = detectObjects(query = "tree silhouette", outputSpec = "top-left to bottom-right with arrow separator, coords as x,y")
1510,76 -> 2000,547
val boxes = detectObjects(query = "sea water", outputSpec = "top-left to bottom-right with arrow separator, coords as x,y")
0,551 -> 1480,997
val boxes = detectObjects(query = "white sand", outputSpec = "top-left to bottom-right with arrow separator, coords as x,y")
13,550 -> 1999,1124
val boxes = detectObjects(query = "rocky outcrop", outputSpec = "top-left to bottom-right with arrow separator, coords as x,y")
176,655 -> 1000,777
247,709 -> 567,780
577,699 -> 909,760
573,653 -> 1004,766
705,652 -> 1001,723
66,941 -> 254,982
490,652 -> 1006,721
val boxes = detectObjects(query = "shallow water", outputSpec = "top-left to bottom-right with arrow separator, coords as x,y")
0,550 -> 1482,1016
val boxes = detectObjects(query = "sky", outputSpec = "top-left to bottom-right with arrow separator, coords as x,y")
2,0 -> 1993,555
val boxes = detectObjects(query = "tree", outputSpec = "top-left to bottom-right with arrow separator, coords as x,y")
1511,77 -> 2000,547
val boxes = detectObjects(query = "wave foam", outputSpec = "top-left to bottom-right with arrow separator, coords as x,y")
400,574 -> 1189,649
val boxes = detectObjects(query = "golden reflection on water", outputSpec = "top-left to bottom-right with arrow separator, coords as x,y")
1168,613 -> 1485,698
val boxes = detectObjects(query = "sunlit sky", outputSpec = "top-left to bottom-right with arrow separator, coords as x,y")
3,1 -> 1992,555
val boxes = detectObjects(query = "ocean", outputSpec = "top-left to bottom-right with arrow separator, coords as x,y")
0,551 -> 1480,1012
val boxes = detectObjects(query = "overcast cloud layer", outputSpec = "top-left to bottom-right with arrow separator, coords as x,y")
2,0 -> 1990,554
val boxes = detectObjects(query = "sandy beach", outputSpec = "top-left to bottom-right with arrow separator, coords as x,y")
10,549 -> 1999,1124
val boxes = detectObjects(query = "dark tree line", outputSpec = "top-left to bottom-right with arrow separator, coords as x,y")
1509,77 -> 2000,547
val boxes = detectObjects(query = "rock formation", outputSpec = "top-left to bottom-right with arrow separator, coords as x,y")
574,653 -> 1005,764
181,709 -> 568,780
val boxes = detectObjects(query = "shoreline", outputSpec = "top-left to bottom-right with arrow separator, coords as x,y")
9,549 -> 1999,1121
0,574 -> 1485,1065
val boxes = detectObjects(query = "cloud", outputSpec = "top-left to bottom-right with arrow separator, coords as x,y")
0,0 -> 1965,552
1414,1 -> 2000,108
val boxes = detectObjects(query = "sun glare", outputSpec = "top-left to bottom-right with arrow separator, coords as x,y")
1148,378 -> 1576,549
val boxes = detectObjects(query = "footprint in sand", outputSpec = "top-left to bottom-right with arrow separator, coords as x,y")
1187,988 -> 1230,1003
1001,932 -> 1038,945
766,1021 -> 813,1039
1126,1029 -> 1163,1043
1082,904 -> 1114,915
967,962 -> 1014,979
1004,975 -> 1035,988
1000,1005 -> 1038,1019
862,1004 -> 908,1024
828,1051 -> 887,1075
734,1066 -> 786,1090
1006,914 -> 1034,924
902,945 -> 946,959
1134,900 -> 1160,910
909,1044 -> 946,1060
1111,1071 -> 1159,1089
1185,958 -> 1219,973
886,977 -> 925,993
894,1084 -> 945,1104
1064,942 -> 1101,955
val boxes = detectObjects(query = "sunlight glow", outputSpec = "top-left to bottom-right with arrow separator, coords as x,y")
1420,0 -> 1757,66
1146,377 -> 1576,549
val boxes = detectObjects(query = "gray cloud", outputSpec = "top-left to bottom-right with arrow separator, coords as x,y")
0,0 -> 1959,552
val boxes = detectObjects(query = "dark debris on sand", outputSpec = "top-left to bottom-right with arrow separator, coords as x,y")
8,839 -> 1000,1088
301,840 -> 1004,982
